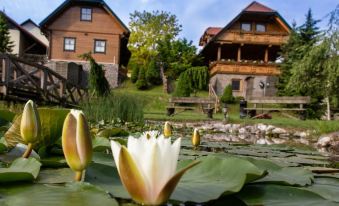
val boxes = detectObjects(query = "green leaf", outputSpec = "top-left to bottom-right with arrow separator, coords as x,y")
4,108 -> 69,148
93,137 -> 111,152
303,177 -> 339,202
36,168 -> 74,184
0,109 -> 15,123
86,155 -> 266,203
246,158 -> 314,186
40,156 -> 68,168
0,137 -> 8,154
0,182 -> 119,206
237,184 -> 338,206
96,128 -> 129,138
0,157 -> 41,183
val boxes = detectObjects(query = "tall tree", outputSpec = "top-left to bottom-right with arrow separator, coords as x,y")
0,13 -> 14,53
128,10 -> 182,65
299,9 -> 321,45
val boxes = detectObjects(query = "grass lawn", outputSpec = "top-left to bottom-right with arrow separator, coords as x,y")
115,80 -> 339,135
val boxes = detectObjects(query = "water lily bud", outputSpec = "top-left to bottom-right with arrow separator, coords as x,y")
20,100 -> 41,144
62,110 -> 92,181
192,128 -> 200,147
163,121 -> 172,138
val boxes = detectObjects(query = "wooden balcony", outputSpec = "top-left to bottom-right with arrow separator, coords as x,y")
210,61 -> 280,76
217,30 -> 289,45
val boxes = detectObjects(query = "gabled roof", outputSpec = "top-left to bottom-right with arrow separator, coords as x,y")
200,1 -> 291,53
205,27 -> 222,36
21,19 -> 40,28
0,11 -> 48,47
39,0 -> 129,33
243,1 -> 275,13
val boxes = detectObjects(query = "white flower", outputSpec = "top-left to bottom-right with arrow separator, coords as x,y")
142,130 -> 160,139
111,133 -> 199,205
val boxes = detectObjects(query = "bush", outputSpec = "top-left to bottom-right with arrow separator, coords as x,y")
130,63 -> 139,83
146,59 -> 162,85
80,92 -> 144,123
220,84 -> 235,104
136,66 -> 148,90
174,72 -> 192,97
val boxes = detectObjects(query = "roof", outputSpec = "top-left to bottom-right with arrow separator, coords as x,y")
39,0 -> 130,33
0,12 -> 48,47
243,1 -> 275,13
21,19 -> 40,28
200,1 -> 291,53
205,27 -> 222,36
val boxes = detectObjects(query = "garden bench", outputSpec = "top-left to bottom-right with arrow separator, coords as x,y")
167,97 -> 216,118
244,96 -> 311,119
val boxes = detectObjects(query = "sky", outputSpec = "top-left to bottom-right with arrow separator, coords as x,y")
1,0 -> 337,48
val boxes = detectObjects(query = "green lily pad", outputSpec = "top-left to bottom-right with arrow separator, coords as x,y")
36,168 -> 75,184
4,108 -> 69,148
96,128 -> 129,138
0,182 -> 119,206
303,177 -> 339,202
86,155 -> 266,203
40,156 -> 68,168
93,137 -> 111,152
237,184 -> 338,206
0,157 -> 41,183
0,109 -> 15,124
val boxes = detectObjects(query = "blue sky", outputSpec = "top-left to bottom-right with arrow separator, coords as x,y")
2,0 -> 337,47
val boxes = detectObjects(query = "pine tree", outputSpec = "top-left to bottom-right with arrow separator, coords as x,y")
220,84 -> 235,104
0,13 -> 14,53
136,66 -> 148,90
299,9 -> 320,45
146,59 -> 162,85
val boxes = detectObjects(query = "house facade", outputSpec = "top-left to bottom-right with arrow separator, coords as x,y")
21,19 -> 49,46
40,0 -> 130,88
0,12 -> 47,57
199,1 -> 291,98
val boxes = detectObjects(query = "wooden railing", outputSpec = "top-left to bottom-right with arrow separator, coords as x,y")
209,84 -> 220,113
209,61 -> 280,76
0,53 -> 87,106
218,30 -> 289,45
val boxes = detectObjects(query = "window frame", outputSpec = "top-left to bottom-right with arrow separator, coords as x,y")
94,39 -> 107,54
63,37 -> 76,52
80,7 -> 92,22
256,23 -> 266,32
241,22 -> 252,32
231,79 -> 241,91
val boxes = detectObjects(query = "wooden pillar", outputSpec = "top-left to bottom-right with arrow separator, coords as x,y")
237,45 -> 242,62
264,47 -> 269,63
40,70 -> 47,90
217,45 -> 221,61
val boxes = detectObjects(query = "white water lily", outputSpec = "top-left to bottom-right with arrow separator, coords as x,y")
143,130 -> 160,139
111,133 -> 199,205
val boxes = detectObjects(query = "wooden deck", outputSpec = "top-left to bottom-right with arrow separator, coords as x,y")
0,53 -> 87,106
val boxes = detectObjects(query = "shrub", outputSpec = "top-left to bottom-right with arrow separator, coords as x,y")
146,59 -> 162,85
80,92 -> 144,123
136,66 -> 148,90
220,84 -> 235,104
130,63 -> 139,83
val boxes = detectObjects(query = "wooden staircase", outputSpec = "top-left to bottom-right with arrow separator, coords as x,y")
209,84 -> 220,113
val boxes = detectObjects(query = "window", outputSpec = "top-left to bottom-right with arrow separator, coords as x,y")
64,37 -> 76,51
256,23 -> 266,32
232,79 -> 241,91
241,23 -> 251,32
81,8 -> 92,21
94,39 -> 106,53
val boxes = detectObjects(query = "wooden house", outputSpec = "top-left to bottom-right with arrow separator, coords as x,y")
199,1 -> 291,97
40,0 -> 130,88
0,12 -> 47,58
21,19 -> 49,46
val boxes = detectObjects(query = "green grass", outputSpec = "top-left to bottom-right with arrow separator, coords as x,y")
114,80 -> 339,135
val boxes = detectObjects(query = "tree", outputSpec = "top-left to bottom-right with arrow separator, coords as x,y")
79,52 -> 110,97
220,85 -> 235,104
130,63 -> 139,83
174,66 -> 209,97
135,66 -> 148,90
299,9 -> 321,45
128,10 -> 182,64
146,59 -> 162,85
0,13 -> 14,53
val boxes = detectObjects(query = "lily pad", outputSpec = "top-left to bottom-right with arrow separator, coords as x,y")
0,182 -> 119,206
36,168 -> 75,184
86,155 -> 266,203
4,108 -> 69,148
0,157 -> 41,183
93,137 -> 111,152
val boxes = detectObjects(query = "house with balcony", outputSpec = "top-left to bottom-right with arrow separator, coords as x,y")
199,1 -> 291,98
40,0 -> 130,88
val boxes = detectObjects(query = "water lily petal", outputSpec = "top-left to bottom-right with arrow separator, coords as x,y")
20,100 -> 40,143
75,111 -> 92,168
62,113 -> 81,171
119,146 -> 148,204
111,140 -> 122,171
155,160 -> 201,205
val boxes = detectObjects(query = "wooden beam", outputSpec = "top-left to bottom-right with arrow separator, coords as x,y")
275,16 -> 290,34
264,47 -> 269,63
237,46 -> 241,62
217,45 -> 221,61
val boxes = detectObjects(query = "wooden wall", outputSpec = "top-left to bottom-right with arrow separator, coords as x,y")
47,5 -> 125,63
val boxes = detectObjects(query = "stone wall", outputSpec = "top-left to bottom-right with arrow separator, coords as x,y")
210,73 -> 278,98
45,61 -> 120,88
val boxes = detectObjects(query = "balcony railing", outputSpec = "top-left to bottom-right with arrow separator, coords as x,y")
209,60 -> 280,76
218,30 -> 289,45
